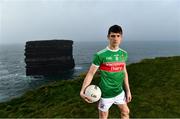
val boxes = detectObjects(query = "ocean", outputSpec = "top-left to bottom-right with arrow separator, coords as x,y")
0,40 -> 180,102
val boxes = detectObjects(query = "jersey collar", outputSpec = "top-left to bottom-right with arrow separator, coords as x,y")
106,46 -> 120,52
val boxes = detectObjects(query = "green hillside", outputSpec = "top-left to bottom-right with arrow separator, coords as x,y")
0,56 -> 179,118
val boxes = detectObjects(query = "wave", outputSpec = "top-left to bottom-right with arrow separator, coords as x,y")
0,64 -> 6,69
74,66 -> 83,70
0,73 -> 18,80
0,70 -> 9,75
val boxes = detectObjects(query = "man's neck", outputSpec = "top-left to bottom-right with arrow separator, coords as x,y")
108,45 -> 119,50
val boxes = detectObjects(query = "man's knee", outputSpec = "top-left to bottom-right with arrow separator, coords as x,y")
121,106 -> 130,116
99,110 -> 108,119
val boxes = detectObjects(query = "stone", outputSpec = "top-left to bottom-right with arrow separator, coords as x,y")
24,40 -> 75,76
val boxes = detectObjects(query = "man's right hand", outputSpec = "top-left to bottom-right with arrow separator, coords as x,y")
79,64 -> 99,103
80,91 -> 93,103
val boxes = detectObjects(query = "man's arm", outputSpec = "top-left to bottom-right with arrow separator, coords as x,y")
80,64 -> 99,103
124,64 -> 132,103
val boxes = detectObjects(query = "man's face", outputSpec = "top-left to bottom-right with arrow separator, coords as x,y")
108,32 -> 122,47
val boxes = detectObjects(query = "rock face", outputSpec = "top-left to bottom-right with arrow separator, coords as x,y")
24,40 -> 75,76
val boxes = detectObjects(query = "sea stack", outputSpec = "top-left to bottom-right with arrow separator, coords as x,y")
24,40 -> 75,76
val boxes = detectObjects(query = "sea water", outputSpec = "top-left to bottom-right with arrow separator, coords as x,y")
0,40 -> 179,102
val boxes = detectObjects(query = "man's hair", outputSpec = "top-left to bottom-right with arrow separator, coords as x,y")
108,25 -> 123,35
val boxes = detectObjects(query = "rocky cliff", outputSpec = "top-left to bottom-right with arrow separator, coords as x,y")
24,40 -> 75,76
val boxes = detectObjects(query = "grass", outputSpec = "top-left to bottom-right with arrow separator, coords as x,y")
0,56 -> 179,118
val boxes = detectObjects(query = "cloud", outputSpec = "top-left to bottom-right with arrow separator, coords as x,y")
1,0 -> 179,44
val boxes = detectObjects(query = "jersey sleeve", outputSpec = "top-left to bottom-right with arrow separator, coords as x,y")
122,51 -> 128,63
92,53 -> 101,67
124,52 -> 128,63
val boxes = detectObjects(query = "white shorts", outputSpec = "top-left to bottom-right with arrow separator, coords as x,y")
98,90 -> 126,112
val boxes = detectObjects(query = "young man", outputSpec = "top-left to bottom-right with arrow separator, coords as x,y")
80,25 -> 132,119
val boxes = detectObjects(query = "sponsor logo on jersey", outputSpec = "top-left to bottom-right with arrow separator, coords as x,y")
106,57 -> 112,60
99,62 -> 125,72
114,54 -> 119,61
121,54 -> 125,61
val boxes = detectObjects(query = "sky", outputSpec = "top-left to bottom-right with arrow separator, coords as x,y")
0,0 -> 180,44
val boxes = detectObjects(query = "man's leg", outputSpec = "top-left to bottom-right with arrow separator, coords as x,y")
99,110 -> 109,119
98,97 -> 114,119
117,104 -> 130,119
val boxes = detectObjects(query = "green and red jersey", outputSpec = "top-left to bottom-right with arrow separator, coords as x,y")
92,46 -> 128,98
